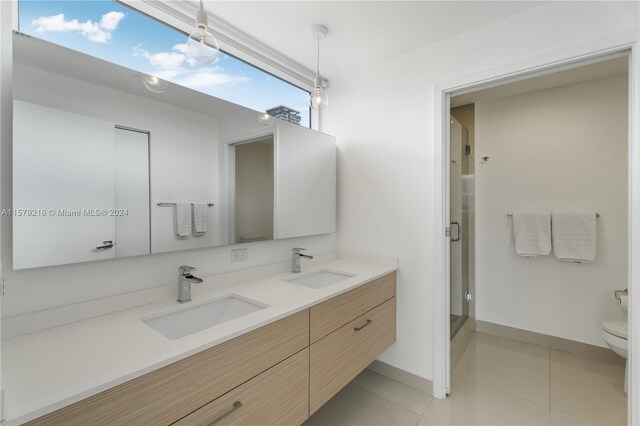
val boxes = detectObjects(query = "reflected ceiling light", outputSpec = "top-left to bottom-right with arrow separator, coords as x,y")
258,113 -> 274,125
142,74 -> 168,93
187,0 -> 220,65
310,25 -> 329,111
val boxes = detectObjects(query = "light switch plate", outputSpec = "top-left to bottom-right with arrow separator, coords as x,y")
231,248 -> 248,263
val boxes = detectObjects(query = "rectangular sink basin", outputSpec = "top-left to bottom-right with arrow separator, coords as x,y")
286,270 -> 355,289
142,295 -> 267,340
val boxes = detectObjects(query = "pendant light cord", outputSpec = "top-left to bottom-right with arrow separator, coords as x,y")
316,35 -> 320,78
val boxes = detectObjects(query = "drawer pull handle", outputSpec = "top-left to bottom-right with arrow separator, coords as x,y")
354,319 -> 372,331
208,401 -> 243,425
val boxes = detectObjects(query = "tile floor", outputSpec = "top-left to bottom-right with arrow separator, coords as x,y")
304,332 -> 627,426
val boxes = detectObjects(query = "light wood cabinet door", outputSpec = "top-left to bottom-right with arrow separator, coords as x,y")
310,272 -> 396,343
309,298 -> 396,414
28,310 -> 309,426
173,349 -> 309,426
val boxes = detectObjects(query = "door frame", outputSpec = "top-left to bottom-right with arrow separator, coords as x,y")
222,129 -> 277,245
432,30 -> 639,425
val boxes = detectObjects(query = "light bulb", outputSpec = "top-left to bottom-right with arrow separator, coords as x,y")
310,86 -> 329,111
142,75 -> 168,93
258,113 -> 274,125
187,26 -> 219,65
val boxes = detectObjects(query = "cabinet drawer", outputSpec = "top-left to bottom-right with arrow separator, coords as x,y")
174,348 -> 309,426
310,272 -> 395,343
309,298 -> 396,414
28,310 -> 310,426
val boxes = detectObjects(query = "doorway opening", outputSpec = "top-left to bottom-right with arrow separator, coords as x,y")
227,134 -> 275,245
442,51 -> 634,424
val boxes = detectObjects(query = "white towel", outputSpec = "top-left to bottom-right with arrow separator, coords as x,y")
552,211 -> 596,263
174,203 -> 191,237
512,211 -> 551,257
192,203 -> 208,236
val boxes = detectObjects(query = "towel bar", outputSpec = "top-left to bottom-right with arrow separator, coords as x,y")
506,212 -> 599,218
157,202 -> 214,207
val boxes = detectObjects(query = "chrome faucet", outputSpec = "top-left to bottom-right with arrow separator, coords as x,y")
177,265 -> 204,303
292,248 -> 314,273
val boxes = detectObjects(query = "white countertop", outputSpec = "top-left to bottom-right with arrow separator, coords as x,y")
1,257 -> 397,425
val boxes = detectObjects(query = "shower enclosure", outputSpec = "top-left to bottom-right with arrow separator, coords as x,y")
450,117 -> 472,338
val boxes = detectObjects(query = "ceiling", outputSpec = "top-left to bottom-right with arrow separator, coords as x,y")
451,55 -> 629,107
14,33 -> 244,117
179,1 -> 545,78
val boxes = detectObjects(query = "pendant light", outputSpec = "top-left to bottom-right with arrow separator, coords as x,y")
310,25 -> 329,111
142,74 -> 168,93
187,0 -> 219,65
258,113 -> 274,125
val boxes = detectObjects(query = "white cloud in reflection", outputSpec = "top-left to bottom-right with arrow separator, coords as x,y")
133,44 -> 248,90
32,11 -> 125,43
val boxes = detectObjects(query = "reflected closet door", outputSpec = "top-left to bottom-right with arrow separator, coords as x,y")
13,101 -> 116,269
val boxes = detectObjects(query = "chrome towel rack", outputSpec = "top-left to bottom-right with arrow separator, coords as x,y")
507,212 -> 600,218
157,202 -> 214,207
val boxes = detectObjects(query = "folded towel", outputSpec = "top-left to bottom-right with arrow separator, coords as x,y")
174,203 -> 191,237
512,211 -> 551,257
192,203 -> 208,236
552,211 -> 596,263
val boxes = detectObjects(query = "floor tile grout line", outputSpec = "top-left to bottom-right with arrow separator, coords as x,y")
451,334 -> 553,410
348,381 -> 426,418
356,370 -> 433,397
350,373 -> 433,416
450,371 -> 551,409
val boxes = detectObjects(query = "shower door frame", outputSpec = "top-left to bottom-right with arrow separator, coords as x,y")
432,30 -> 640,426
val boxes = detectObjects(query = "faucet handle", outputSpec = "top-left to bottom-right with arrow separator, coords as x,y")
179,265 -> 197,275
292,247 -> 306,253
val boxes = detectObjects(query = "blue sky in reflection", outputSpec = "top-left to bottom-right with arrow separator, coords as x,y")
18,0 -> 310,127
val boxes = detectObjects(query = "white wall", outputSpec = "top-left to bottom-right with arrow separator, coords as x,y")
322,1 -> 639,380
0,2 -> 11,419
475,74 -> 628,348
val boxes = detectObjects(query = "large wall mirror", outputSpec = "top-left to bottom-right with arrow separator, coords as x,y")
12,34 -> 336,270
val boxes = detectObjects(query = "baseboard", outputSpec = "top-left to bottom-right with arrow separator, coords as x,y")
366,360 -> 433,395
476,320 -> 625,365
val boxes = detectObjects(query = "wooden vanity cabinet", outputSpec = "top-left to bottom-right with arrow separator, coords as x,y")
310,298 -> 396,414
308,272 -> 397,414
310,272 -> 396,343
173,349 -> 309,426
27,311 -> 309,426
28,272 -> 396,426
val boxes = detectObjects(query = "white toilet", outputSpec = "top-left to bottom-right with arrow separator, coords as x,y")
602,291 -> 628,394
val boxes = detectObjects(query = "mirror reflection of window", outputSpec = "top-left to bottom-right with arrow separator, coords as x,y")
234,137 -> 274,244
17,0 -> 312,128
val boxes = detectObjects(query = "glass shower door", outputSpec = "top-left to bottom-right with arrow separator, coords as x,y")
450,117 -> 470,338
